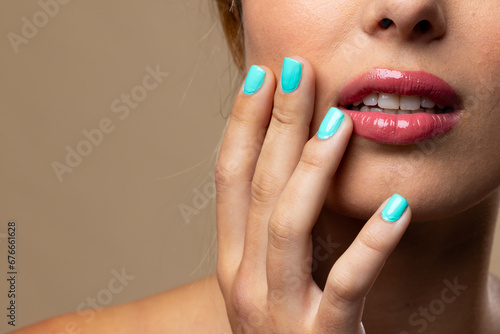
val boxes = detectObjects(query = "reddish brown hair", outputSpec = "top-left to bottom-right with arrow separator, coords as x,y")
214,0 -> 245,71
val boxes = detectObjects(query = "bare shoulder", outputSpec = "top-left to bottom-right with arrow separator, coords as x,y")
12,274 -> 231,334
131,274 -> 232,333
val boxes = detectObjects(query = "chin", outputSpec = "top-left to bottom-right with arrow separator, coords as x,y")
323,136 -> 500,222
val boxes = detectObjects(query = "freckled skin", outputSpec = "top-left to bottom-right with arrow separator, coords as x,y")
242,0 -> 500,221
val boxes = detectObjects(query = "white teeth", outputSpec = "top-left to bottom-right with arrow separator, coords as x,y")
363,93 -> 378,106
378,93 -> 400,109
349,93 -> 445,113
400,95 -> 421,110
420,97 -> 436,109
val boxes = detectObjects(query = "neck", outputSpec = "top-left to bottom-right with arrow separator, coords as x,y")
312,190 -> 500,334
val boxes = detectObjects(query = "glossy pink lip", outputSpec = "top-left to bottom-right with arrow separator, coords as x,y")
339,68 -> 463,145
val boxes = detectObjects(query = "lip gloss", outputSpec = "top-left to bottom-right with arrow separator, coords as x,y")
339,68 -> 463,145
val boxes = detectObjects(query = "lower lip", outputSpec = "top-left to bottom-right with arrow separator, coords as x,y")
341,109 -> 462,144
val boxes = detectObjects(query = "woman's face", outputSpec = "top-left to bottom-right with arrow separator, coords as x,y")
241,0 -> 500,221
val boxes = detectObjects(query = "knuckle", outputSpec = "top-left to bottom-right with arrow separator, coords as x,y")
250,170 -> 282,204
244,137 -> 265,157
298,149 -> 324,172
230,104 -> 254,128
326,273 -> 363,305
215,161 -> 241,190
357,229 -> 386,255
271,105 -> 298,130
268,215 -> 299,251
231,278 -> 259,317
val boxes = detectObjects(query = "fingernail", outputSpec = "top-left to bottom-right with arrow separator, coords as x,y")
281,57 -> 302,93
317,107 -> 345,139
243,65 -> 266,95
382,194 -> 408,222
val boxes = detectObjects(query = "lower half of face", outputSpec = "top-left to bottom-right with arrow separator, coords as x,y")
242,0 -> 500,220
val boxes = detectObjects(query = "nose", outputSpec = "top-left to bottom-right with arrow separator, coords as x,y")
362,0 -> 446,42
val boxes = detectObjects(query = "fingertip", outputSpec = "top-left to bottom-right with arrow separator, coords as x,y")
381,194 -> 411,223
317,107 -> 345,139
279,56 -> 315,94
243,65 -> 266,95
241,65 -> 276,96
316,108 -> 353,140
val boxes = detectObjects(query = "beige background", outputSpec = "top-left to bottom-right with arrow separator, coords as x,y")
0,1 -> 499,332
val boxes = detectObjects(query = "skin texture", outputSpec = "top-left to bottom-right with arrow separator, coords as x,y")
242,0 -> 500,221
215,0 -> 500,332
12,0 -> 500,333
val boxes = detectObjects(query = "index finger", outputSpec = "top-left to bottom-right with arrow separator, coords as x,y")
315,195 -> 411,332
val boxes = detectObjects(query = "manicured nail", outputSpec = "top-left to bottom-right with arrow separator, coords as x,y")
382,194 -> 409,222
243,65 -> 266,95
317,107 -> 345,139
281,57 -> 302,93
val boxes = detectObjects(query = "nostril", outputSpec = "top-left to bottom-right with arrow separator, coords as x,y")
379,18 -> 393,29
416,20 -> 431,34
378,18 -> 434,34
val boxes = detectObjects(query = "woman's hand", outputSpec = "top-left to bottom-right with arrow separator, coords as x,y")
215,57 -> 411,333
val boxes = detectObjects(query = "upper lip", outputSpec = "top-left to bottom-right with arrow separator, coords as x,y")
339,68 -> 462,110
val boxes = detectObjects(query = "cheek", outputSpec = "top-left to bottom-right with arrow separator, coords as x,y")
242,1 -> 353,68
454,3 -> 500,111
242,1 -> 500,220
457,9 -> 500,157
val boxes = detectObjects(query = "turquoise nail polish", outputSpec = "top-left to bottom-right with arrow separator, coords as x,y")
317,107 -> 345,139
243,65 -> 266,95
382,194 -> 408,222
281,57 -> 302,93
